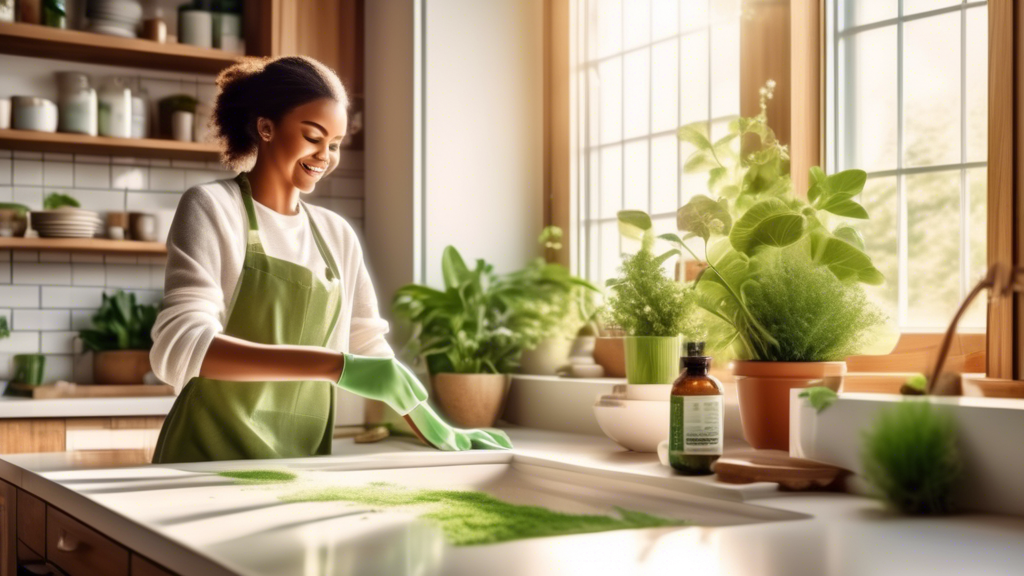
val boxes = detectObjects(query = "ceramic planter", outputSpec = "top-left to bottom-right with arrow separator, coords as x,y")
518,337 -> 574,375
430,373 -> 512,428
624,335 -> 680,384
93,350 -> 151,384
732,360 -> 845,450
592,337 -> 626,377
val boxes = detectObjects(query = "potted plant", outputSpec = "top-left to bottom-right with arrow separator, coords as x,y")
78,291 -> 159,384
605,210 -> 700,386
516,226 -> 603,375
662,82 -> 897,450
393,246 -> 563,427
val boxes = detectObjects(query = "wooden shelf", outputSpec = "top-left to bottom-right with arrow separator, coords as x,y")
0,129 -> 220,162
0,21 -> 239,74
0,237 -> 167,256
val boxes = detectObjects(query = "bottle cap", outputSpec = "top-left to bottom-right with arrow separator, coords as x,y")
686,341 -> 705,357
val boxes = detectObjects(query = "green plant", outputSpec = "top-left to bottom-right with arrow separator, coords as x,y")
798,386 -> 838,413
393,246 -> 599,375
0,316 -> 9,340
43,193 -> 80,210
78,291 -> 159,352
861,401 -> 962,515
604,211 -> 698,338
661,81 -> 895,361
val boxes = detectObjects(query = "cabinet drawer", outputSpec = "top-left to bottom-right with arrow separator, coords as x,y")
131,554 -> 177,576
46,507 -> 128,576
16,490 -> 46,556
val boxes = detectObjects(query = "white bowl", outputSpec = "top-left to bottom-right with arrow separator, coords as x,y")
623,383 -> 672,401
592,394 -> 669,453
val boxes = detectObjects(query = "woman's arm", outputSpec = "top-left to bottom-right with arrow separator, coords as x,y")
199,334 -> 345,382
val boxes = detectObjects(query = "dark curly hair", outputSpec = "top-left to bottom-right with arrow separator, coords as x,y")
211,55 -> 348,170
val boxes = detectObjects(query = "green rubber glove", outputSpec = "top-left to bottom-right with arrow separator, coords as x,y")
406,402 -> 513,451
335,354 -> 429,415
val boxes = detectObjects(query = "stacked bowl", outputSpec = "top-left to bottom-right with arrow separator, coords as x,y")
31,208 -> 103,238
86,0 -> 143,38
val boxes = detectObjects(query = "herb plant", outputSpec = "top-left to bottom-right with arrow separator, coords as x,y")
78,291 -> 159,352
0,316 -> 9,340
43,193 -> 81,210
861,401 -> 962,515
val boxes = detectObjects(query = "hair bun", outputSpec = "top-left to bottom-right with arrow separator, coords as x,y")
216,56 -> 272,90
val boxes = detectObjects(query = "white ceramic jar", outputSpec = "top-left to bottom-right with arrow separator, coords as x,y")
56,72 -> 98,136
11,97 -> 58,133
98,77 -> 131,138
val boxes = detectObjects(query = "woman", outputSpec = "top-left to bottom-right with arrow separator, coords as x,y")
150,56 -> 511,463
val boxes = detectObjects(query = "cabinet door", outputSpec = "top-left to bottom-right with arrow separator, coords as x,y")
0,481 -> 14,576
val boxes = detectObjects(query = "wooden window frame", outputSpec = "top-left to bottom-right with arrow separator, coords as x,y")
544,0 -> 1010,378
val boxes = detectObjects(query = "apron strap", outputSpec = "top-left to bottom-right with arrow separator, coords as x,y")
300,201 -> 342,283
234,173 -> 265,253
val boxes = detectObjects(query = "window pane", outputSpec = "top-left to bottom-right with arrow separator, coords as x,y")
679,31 -> 709,125
587,67 -> 602,147
600,145 -> 623,218
710,20 -> 739,119
588,149 -> 601,220
710,0 -> 739,22
904,0 -> 959,18
966,6 -> 988,163
859,177 -> 899,321
592,0 -> 622,58
624,49 -> 651,140
600,221 -> 622,286
840,27 -> 898,172
624,0 -> 651,50
624,140 -> 649,211
681,0 -> 708,29
903,12 -> 961,168
963,168 -> 987,329
650,134 -> 679,215
906,171 -> 961,329
652,0 -> 679,40
840,0 -> 896,29
599,58 -> 623,144
651,40 -> 679,133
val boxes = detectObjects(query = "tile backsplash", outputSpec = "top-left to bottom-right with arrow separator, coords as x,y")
0,148 -> 366,384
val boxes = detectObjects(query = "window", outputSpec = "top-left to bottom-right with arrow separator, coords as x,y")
574,0 -> 741,288
825,0 -> 988,331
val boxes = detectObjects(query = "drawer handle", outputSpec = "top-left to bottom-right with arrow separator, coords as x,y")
56,529 -> 81,553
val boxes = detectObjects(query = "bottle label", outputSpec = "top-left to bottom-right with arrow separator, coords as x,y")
670,395 -> 723,455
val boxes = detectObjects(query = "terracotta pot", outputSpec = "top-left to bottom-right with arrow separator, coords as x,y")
430,373 -> 511,428
93,350 -> 151,384
518,337 -> 574,375
733,360 -> 846,451
592,337 -> 626,378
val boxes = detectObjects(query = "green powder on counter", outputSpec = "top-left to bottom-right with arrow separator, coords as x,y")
280,481 -> 689,546
218,470 -> 298,484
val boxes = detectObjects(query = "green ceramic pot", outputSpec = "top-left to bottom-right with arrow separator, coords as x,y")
624,335 -> 681,384
13,354 -> 46,386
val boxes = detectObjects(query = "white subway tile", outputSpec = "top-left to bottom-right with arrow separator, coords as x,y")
43,153 -> 74,162
0,186 -> 11,202
0,262 -> 9,284
0,354 -> 10,379
72,189 -> 125,213
42,286 -> 105,308
72,263 -> 105,286
0,308 -> 9,323
13,263 -> 71,285
171,160 -> 207,169
71,253 -> 104,263
13,160 -> 43,186
14,309 -> 70,330
112,156 -> 149,166
126,289 -> 163,306
13,250 -> 38,262
0,159 -> 10,184
13,151 -> 42,160
105,264 -> 150,289
112,165 -> 149,190
139,255 -> 167,265
43,354 -> 74,383
0,285 -> 40,307
43,162 -> 74,187
71,309 -> 94,330
150,265 -> 166,290
12,187 -> 42,210
74,154 -> 110,164
104,254 -> 137,264
74,163 -> 111,189
149,167 -> 185,191
0,332 -> 40,354
0,250 -> 8,261
73,350 -> 93,383
184,169 -> 230,188
0,151 -> 9,158
41,331 -> 77,354
39,251 -> 70,263
148,158 -> 171,167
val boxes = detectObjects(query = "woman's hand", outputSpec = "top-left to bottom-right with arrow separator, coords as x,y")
404,402 -> 513,451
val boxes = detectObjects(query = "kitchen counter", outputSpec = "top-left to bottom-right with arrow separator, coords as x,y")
1,427 -> 1022,576
0,394 -> 175,418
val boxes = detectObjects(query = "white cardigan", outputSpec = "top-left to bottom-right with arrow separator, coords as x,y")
150,178 -> 394,393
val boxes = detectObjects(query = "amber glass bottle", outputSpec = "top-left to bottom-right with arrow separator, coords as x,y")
669,342 -> 724,475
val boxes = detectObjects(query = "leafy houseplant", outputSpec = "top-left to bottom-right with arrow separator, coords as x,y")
606,211 -> 700,385
43,193 -> 81,210
662,81 -> 896,449
79,291 -> 159,384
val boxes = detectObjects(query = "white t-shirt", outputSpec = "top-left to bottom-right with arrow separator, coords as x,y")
149,178 -> 394,394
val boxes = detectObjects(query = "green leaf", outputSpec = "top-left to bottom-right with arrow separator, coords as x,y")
0,316 -> 9,340
441,246 -> 470,290
833,224 -> 866,251
677,123 -> 712,150
809,169 -> 869,218
809,229 -> 885,285
904,373 -> 928,393
43,193 -> 80,210
798,386 -> 838,413
676,195 -> 733,242
683,151 -> 720,173
729,198 -> 806,255
653,249 -> 681,267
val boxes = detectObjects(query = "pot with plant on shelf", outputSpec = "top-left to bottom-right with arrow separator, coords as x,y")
661,80 -> 898,451
79,290 -> 160,385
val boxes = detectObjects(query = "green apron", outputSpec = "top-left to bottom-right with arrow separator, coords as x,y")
152,174 -> 343,464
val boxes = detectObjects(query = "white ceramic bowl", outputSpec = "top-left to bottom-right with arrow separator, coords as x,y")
592,394 -> 670,453
624,383 -> 672,401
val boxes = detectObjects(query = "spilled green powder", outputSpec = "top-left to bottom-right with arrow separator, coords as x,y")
218,470 -> 298,484
280,481 -> 688,546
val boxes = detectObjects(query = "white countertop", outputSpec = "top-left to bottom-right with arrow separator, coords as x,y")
0,394 -> 176,418
1,427 -> 1022,576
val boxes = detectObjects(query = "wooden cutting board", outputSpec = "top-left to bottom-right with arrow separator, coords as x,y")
6,382 -> 175,399
711,449 -> 849,491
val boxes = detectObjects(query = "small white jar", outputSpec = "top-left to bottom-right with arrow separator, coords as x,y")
11,97 -> 58,133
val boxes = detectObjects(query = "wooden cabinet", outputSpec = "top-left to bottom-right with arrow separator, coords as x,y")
0,417 -> 165,458
131,554 -> 176,576
47,507 -> 129,576
16,491 -> 45,558
0,481 -> 14,576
